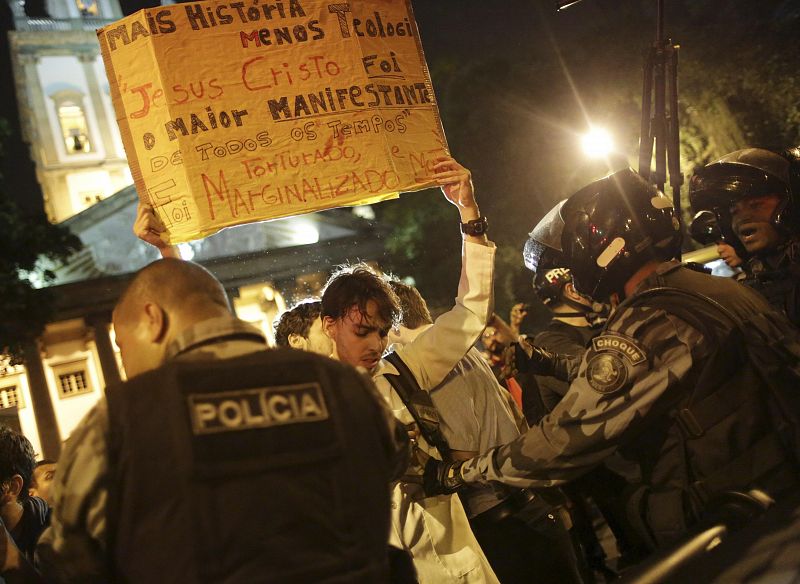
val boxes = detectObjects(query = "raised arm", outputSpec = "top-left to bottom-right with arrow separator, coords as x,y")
392,157 -> 496,390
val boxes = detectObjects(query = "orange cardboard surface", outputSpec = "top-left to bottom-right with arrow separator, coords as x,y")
99,0 -> 447,243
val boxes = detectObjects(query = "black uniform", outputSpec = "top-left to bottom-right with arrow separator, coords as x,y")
106,347 -> 407,584
742,238 -> 800,327
529,321 -> 597,423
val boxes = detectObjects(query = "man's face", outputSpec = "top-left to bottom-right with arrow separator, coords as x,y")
730,194 -> 784,254
305,317 -> 333,356
111,301 -> 165,378
29,463 -> 56,506
324,300 -> 389,373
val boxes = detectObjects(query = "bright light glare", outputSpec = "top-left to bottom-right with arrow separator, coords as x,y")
292,221 -> 320,245
581,127 -> 614,158
177,243 -> 195,260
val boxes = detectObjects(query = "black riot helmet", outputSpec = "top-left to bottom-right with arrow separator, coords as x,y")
524,202 -> 577,305
523,200 -> 567,275
533,168 -> 681,302
689,147 -> 800,235
532,266 -> 574,306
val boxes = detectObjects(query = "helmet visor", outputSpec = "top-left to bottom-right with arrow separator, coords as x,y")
690,164 -> 790,212
523,201 -> 567,273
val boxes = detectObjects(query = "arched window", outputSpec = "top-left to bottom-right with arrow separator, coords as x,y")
50,90 -> 92,155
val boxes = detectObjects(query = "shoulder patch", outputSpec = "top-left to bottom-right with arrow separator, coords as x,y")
591,334 -> 647,365
586,352 -> 628,395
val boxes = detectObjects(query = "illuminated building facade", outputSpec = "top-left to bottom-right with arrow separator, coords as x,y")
3,0 -> 387,458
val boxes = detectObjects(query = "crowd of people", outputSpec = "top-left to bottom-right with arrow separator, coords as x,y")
0,148 -> 798,583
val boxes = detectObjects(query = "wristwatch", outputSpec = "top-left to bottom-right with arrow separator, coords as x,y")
460,216 -> 488,236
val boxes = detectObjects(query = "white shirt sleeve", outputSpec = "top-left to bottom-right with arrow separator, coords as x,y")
392,240 -> 496,391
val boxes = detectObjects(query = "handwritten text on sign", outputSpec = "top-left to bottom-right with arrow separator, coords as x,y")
98,0 -> 447,243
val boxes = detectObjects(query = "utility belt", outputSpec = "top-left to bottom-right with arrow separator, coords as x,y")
472,489 -> 538,525
471,488 -> 573,534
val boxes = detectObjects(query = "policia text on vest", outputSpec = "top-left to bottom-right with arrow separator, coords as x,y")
189,383 -> 329,435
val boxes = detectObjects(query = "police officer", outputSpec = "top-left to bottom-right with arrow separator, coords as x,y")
522,210 -> 606,423
690,147 -> 800,325
424,168 -> 800,552
0,259 -> 408,584
523,233 -> 648,576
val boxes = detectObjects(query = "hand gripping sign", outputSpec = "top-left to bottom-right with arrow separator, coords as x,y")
98,0 -> 448,243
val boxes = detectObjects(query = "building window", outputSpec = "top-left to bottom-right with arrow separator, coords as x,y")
76,0 -> 98,16
50,90 -> 93,155
52,362 -> 93,398
58,102 -> 92,154
0,385 -> 24,410
58,370 -> 88,396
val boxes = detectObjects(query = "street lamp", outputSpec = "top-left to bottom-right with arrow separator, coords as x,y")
581,127 -> 614,159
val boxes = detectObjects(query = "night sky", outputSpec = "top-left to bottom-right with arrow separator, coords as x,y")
2,0 -> 798,310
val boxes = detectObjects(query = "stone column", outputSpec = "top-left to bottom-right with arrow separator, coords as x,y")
88,314 -> 122,387
22,341 -> 61,459
17,53 -> 60,166
78,52 -> 118,160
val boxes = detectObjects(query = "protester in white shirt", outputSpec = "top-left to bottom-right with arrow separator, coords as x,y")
321,156 -> 499,583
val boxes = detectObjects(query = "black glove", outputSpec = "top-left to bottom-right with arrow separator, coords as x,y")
423,458 -> 466,497
515,339 -> 559,376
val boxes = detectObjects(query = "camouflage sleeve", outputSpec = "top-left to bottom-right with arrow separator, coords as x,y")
35,400 -> 110,584
517,338 -> 582,382
461,306 -> 706,488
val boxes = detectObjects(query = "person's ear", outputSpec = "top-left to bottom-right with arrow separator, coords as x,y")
143,302 -> 168,343
563,282 -> 578,301
322,316 -> 337,340
5,475 -> 23,501
287,333 -> 307,350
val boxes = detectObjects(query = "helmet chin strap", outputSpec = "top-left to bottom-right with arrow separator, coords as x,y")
553,296 -> 596,320
564,296 -> 593,313
552,311 -> 588,318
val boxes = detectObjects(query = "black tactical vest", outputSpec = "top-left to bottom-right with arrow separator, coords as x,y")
105,348 -> 394,584
616,264 -> 800,548
743,257 -> 800,327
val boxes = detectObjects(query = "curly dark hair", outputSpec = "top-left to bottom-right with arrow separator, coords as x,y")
0,426 -> 36,503
273,300 -> 322,347
321,264 -> 400,329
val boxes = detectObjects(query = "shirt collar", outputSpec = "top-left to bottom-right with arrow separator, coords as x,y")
386,324 -> 431,347
165,316 -> 267,361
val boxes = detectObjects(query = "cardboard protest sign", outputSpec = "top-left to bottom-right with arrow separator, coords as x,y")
98,0 -> 447,243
